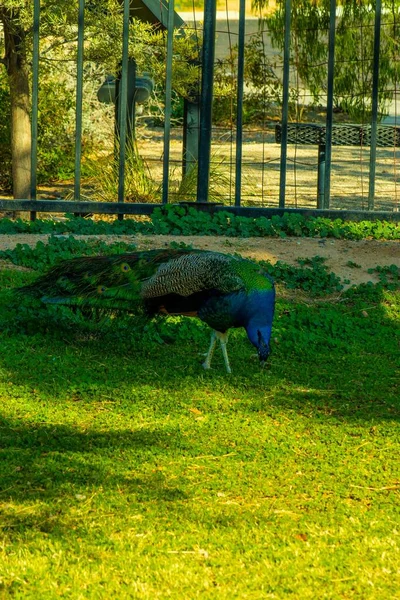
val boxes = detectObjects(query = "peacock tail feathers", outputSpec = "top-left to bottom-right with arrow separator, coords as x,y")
18,248 -> 275,321
18,250 -> 165,310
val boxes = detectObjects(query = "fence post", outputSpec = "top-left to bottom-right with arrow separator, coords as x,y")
323,0 -> 336,209
74,0 -> 85,209
317,144 -> 326,209
234,0 -> 246,208
162,0 -> 175,205
279,0 -> 292,209
197,0 -> 217,203
368,0 -> 382,211
116,0 -> 130,220
30,0 -> 40,221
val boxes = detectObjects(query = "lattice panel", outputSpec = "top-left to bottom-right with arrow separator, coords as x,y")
275,123 -> 400,147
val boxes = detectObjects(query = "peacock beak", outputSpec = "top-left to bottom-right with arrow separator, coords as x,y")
246,326 -> 273,366
258,343 -> 271,364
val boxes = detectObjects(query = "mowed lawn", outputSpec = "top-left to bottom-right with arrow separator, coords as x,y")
0,267 -> 399,599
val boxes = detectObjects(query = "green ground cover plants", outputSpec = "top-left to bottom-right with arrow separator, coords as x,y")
0,208 -> 399,240
0,235 -> 399,599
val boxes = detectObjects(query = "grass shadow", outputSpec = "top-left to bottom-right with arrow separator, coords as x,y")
0,414 -> 189,518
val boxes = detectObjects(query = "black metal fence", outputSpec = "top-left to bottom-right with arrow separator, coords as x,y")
0,0 -> 399,221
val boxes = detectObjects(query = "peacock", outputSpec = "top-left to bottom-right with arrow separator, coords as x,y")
18,249 -> 275,373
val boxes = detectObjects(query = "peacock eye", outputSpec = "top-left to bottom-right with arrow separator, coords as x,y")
120,263 -> 130,272
97,285 -> 106,294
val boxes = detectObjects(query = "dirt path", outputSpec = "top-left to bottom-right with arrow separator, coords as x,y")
0,233 -> 399,287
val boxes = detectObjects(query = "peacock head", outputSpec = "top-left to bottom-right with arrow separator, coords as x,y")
245,324 -> 272,365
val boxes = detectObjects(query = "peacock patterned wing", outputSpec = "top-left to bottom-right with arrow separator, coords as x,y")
140,252 -> 244,299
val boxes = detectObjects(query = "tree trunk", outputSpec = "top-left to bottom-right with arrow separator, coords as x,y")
2,8 -> 31,202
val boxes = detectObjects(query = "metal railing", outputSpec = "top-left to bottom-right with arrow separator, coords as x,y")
0,0 -> 399,221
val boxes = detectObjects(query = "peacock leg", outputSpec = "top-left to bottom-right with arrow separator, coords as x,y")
216,331 -> 231,374
202,331 -> 217,371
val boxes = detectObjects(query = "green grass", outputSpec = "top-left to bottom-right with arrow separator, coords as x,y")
0,262 -> 399,599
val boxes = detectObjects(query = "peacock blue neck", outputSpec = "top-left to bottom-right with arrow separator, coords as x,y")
234,288 -> 275,325
241,289 -> 275,354
198,287 -> 275,335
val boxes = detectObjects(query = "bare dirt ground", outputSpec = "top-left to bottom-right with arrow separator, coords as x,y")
136,127 -> 400,213
31,126 -> 400,213
0,233 -> 399,287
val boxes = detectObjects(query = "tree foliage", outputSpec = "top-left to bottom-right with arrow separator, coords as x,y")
253,0 -> 400,120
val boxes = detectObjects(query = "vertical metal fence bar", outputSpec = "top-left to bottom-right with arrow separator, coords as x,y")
74,0 -> 85,203
162,0 -> 175,205
197,0 -> 217,203
234,0 -> 246,208
323,0 -> 336,209
117,0 -> 130,218
278,0 -> 292,209
368,0 -> 382,211
30,0 -> 40,221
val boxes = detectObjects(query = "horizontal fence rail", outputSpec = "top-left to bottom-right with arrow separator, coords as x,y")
0,199 -> 399,222
0,0 -> 399,219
